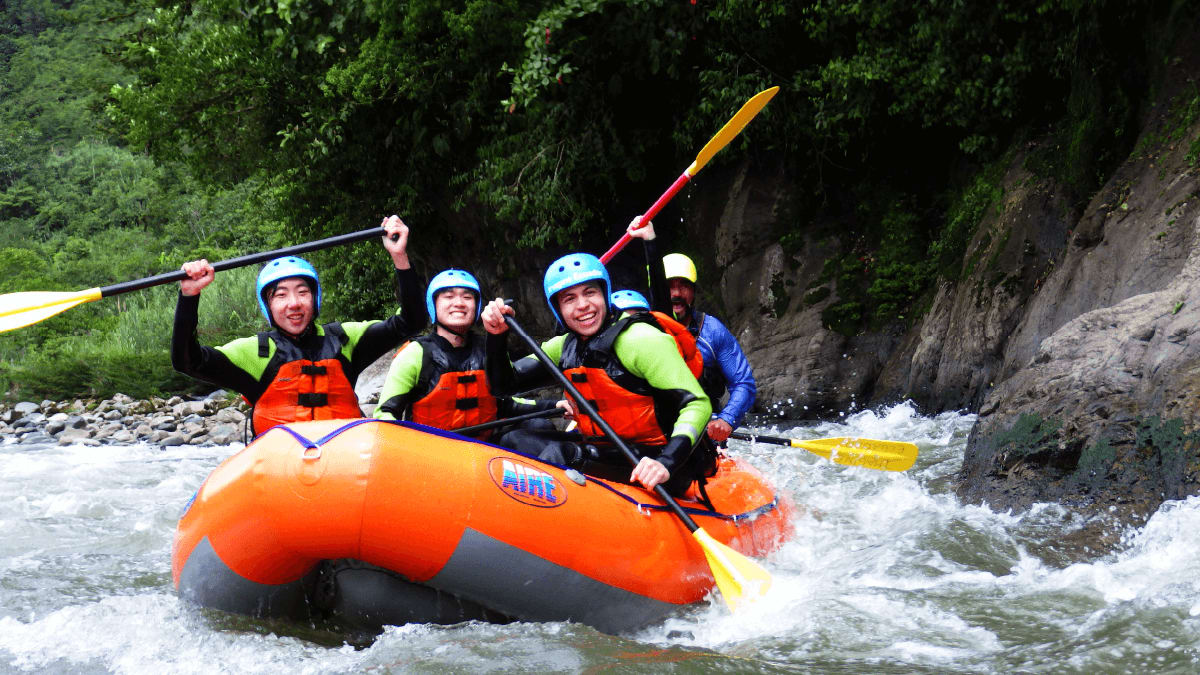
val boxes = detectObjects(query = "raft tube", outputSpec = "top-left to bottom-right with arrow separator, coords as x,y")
173,419 -> 795,633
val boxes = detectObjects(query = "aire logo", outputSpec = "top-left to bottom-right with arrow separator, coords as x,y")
488,457 -> 566,508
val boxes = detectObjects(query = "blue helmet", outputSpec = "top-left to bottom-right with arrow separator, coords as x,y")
543,253 -> 611,323
256,256 -> 321,324
610,289 -> 650,311
426,268 -> 482,322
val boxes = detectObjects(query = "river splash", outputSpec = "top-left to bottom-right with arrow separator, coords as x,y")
1,402 -> 1198,673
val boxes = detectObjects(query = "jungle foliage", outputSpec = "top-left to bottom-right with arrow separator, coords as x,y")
1,0 -> 1193,399
108,0 -> 1192,329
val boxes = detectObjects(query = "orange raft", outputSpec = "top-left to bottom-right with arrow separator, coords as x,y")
173,419 -> 795,633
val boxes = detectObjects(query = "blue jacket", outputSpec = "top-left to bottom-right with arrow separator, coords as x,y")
690,310 -> 756,428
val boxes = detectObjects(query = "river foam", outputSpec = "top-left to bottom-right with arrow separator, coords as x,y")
2,404 -> 1198,672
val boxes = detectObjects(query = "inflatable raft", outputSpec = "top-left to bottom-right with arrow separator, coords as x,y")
173,419 -> 795,633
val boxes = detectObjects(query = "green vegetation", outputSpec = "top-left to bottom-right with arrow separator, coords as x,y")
0,0 -> 1194,396
990,413 -> 1064,470
0,0 -> 271,399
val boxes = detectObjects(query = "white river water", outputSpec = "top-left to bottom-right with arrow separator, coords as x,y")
2,402 -> 1199,673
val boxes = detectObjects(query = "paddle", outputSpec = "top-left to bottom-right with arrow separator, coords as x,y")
729,432 -> 918,472
452,407 -> 564,436
599,85 -> 780,264
0,227 -> 394,333
503,314 -> 771,612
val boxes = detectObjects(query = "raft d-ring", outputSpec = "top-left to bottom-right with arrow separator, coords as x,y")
302,445 -> 322,461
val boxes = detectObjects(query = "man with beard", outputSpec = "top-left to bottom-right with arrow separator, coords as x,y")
661,253 -> 757,444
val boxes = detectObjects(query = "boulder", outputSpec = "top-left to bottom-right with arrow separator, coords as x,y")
158,433 -> 187,447
13,401 -> 39,417
172,401 -> 208,417
110,429 -> 135,444
57,428 -> 93,444
20,433 -> 56,446
208,424 -> 241,446
212,407 -> 245,425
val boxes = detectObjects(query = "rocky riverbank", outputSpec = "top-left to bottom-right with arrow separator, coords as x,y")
0,393 -> 252,448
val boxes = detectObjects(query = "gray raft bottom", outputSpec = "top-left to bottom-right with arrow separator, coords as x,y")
179,528 -> 679,634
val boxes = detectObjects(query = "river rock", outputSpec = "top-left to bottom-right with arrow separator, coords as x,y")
45,419 -> 67,435
110,429 -> 135,443
20,432 -> 55,445
12,401 -> 39,417
173,401 -> 208,417
158,433 -> 187,447
212,407 -> 245,425
208,424 -> 240,445
103,409 -> 123,421
14,412 -> 45,428
57,428 -> 92,444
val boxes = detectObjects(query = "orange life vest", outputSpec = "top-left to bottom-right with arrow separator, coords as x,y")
408,333 -> 500,434
645,310 -> 703,379
559,315 -> 670,446
251,324 -> 362,435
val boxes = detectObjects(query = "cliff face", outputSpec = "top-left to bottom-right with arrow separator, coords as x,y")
693,41 -> 1200,522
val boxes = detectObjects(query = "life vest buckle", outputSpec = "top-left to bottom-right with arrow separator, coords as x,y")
302,444 -> 322,461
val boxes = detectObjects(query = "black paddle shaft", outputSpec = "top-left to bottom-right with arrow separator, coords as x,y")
503,315 -> 702,532
98,227 -> 392,298
452,407 -> 564,436
729,432 -> 789,446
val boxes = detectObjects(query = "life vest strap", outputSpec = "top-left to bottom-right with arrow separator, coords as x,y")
298,392 -> 329,407
454,397 -> 479,410
300,364 -> 327,376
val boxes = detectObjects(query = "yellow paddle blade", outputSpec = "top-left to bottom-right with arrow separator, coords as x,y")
688,86 -> 780,176
0,288 -> 103,333
693,527 -> 772,612
793,436 -> 919,472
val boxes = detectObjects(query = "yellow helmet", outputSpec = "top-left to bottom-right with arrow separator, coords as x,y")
662,253 -> 697,284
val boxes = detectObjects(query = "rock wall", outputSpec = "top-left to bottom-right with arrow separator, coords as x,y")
688,36 -> 1200,521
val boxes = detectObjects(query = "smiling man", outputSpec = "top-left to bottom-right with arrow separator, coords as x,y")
481,253 -> 713,496
171,216 -> 425,435
373,269 -> 561,439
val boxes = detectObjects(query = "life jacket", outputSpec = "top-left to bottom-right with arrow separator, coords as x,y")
685,310 -> 727,404
645,310 -> 703,379
408,333 -> 499,434
252,323 -> 362,435
559,314 -> 670,446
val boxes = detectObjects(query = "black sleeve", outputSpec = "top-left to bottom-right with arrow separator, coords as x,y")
377,392 -> 413,421
485,331 -> 519,395
350,267 -> 427,366
171,293 -> 261,398
643,238 -> 670,314
486,331 -> 560,396
395,266 -> 428,330
656,434 -> 696,474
